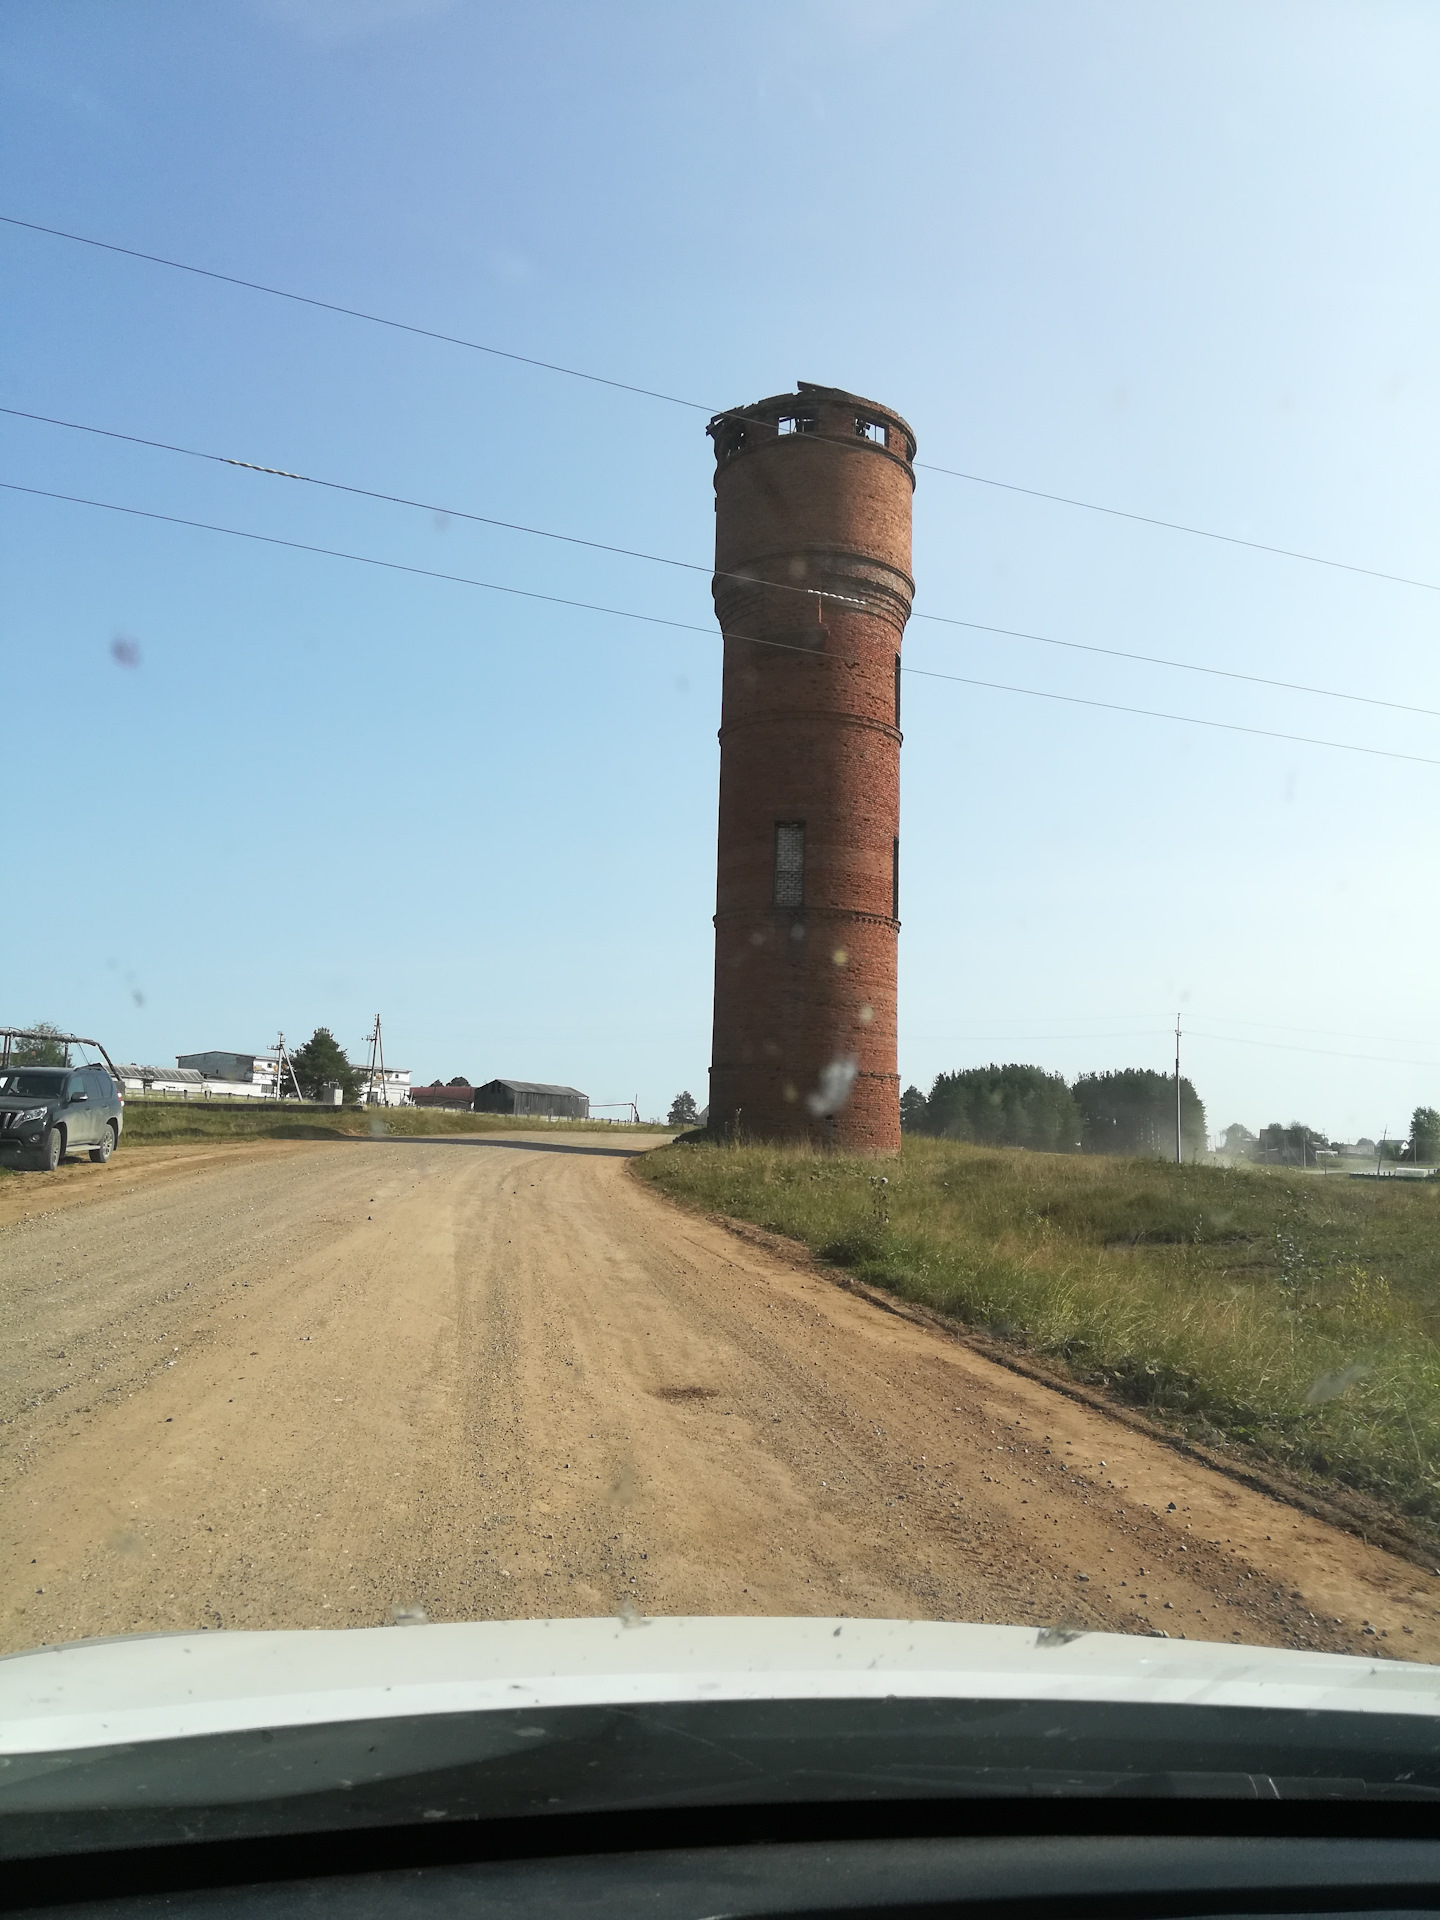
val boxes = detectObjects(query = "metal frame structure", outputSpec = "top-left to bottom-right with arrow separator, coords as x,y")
0,1027 -> 123,1083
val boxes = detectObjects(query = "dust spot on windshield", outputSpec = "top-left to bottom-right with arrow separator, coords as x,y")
1306,1363 -> 1372,1405
807,1055 -> 858,1117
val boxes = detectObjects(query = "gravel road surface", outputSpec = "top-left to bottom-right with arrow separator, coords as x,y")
4,1134 -> 1437,1658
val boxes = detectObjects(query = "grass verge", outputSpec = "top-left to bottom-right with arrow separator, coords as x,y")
120,1102 -> 671,1146
634,1136 -> 1440,1542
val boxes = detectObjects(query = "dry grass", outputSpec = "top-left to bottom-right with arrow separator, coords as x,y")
635,1136 -> 1440,1534
120,1101 -> 670,1145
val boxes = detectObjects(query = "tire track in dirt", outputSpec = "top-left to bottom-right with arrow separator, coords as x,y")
2,1134 -> 1437,1659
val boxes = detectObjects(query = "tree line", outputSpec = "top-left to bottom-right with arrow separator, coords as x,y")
900,1063 -> 1207,1160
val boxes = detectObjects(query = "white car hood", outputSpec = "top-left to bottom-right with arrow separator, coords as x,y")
3,1617 -> 1437,1757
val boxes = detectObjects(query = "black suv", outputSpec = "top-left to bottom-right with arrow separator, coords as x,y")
0,1066 -> 124,1170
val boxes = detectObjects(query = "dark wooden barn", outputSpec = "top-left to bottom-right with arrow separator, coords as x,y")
473,1079 -> 589,1120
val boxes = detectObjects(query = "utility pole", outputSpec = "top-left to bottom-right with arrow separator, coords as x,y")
273,1032 -> 303,1101
362,1016 -> 386,1107
1174,1013 -> 1183,1165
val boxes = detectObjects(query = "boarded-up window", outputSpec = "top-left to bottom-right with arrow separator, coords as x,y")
774,822 -> 805,908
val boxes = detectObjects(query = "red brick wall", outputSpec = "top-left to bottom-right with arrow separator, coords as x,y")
707,386 -> 915,1154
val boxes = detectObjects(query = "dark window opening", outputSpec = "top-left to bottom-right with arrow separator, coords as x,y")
894,653 -> 901,728
856,417 -> 888,445
774,822 -> 805,909
892,837 -> 900,922
718,424 -> 747,461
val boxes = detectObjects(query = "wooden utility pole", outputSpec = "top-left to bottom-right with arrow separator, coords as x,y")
273,1033 -> 303,1101
1174,1013 -> 1183,1164
362,1016 -> 386,1106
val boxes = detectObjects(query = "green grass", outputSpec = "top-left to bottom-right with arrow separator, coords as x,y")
119,1100 -> 671,1145
635,1136 -> 1440,1535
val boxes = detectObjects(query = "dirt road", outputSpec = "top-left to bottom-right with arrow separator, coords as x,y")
4,1134 -> 1438,1659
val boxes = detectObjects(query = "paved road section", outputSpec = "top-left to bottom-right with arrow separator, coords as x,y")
4,1136 -> 1438,1658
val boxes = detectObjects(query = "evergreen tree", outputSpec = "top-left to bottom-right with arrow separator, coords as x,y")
291,1028 -> 358,1102
1409,1107 -> 1440,1165
1074,1069 -> 1206,1160
899,1084 -> 930,1133
925,1064 -> 1081,1153
667,1090 -> 700,1127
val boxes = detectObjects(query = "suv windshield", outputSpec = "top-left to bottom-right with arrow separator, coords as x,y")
0,1071 -> 67,1098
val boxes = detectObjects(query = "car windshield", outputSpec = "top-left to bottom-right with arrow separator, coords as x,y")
2,0 -> 1438,1856
0,1071 -> 67,1098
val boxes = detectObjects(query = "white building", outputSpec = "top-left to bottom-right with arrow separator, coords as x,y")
358,1065 -> 411,1106
177,1051 -> 280,1092
115,1065 -> 274,1100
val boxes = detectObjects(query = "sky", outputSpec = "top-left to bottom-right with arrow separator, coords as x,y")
2,0 -> 1437,1140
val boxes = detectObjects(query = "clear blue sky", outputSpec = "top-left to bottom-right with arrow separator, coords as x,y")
3,0 -> 1437,1139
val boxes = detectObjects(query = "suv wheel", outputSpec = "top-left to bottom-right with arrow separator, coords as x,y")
90,1124 -> 116,1164
33,1126 -> 64,1172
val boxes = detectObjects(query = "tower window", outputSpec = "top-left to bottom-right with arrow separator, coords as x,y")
856,418 -> 888,445
892,837 -> 900,921
774,822 -> 805,908
778,413 -> 817,435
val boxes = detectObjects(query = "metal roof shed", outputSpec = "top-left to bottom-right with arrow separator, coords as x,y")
473,1079 -> 589,1120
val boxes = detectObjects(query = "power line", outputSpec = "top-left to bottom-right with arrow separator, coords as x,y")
0,403 -> 720,580
7,475 -> 1440,772
0,214 -> 708,414
0,479 -> 825,661
918,1030 -> 1169,1045
7,403 -> 1439,726
916,461 -> 1440,596
923,1009 -> 1440,1048
5,209 -> 1437,596
913,606 -> 1440,724
919,1023 -> 1440,1076
1186,1028 -> 1440,1073
898,655 -> 1440,768
1186,1012 -> 1440,1048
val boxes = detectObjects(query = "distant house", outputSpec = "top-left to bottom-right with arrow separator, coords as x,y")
357,1065 -> 412,1107
474,1079 -> 589,1120
411,1080 -> 474,1110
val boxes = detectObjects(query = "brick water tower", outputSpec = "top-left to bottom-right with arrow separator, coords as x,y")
706,381 -> 916,1153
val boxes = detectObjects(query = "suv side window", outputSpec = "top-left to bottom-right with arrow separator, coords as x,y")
85,1070 -> 111,1104
64,1074 -> 86,1104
